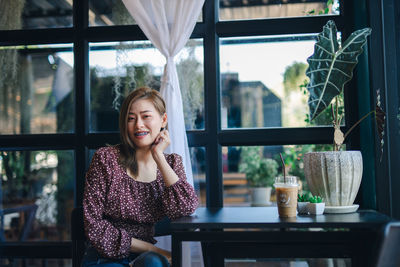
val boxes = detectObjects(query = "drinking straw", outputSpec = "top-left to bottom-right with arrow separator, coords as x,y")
279,153 -> 286,184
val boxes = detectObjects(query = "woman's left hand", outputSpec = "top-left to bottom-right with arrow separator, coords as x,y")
151,129 -> 170,156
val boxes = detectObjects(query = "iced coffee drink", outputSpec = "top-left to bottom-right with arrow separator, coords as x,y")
274,176 -> 298,218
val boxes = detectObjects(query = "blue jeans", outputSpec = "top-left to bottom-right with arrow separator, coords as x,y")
81,246 -> 170,267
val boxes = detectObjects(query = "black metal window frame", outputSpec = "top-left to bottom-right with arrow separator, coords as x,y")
1,0 -> 399,260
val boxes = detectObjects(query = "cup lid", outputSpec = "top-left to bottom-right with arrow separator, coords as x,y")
274,176 -> 298,186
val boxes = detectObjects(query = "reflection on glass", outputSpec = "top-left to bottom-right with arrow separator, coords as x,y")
220,35 -> 345,129
89,0 -> 134,26
0,44 -> 74,134
223,144 -> 335,207
224,258 -> 350,265
220,0 -> 340,21
89,40 -> 204,132
190,147 -> 206,207
0,258 -> 72,267
88,0 -> 202,26
0,0 -> 73,29
0,150 -> 74,242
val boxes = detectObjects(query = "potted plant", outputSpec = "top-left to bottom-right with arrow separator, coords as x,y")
307,195 -> 325,215
297,193 -> 310,215
239,146 -> 279,206
303,20 -> 386,213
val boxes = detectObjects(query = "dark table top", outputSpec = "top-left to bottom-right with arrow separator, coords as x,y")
170,207 -> 392,230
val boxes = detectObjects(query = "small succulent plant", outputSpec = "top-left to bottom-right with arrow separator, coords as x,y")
309,195 -> 324,203
298,193 -> 310,202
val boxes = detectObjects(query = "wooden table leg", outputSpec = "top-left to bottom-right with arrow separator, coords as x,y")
172,234 -> 182,267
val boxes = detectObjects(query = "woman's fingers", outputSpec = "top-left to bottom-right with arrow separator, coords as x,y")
160,130 -> 170,144
155,130 -> 168,145
151,130 -> 170,155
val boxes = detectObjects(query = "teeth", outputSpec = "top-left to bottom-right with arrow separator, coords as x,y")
135,132 -> 148,136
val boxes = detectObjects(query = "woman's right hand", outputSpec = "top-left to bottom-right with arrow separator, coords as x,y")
156,248 -> 171,266
130,237 -> 172,266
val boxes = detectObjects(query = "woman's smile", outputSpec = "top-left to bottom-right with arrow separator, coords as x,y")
134,131 -> 150,138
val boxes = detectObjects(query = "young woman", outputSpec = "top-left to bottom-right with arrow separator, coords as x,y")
82,87 -> 199,267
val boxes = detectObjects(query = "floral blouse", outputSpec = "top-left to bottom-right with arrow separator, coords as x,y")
83,146 -> 198,259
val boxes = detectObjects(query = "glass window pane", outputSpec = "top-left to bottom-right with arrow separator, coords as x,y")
0,1 -> 73,30
220,0 -> 340,21
0,150 -> 74,242
190,147 -> 206,207
220,35 -> 345,129
89,0 -> 134,26
225,258 -> 351,266
0,44 -> 75,134
222,145 -> 335,207
0,259 -> 71,267
88,0 -> 202,26
89,40 -> 204,132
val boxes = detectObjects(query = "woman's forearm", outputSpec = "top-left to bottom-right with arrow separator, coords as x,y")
152,153 -> 179,187
130,237 -> 169,255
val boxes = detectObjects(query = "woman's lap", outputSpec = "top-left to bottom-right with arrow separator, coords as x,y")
82,257 -> 130,267
82,260 -> 128,267
81,247 -> 169,267
130,251 -> 170,267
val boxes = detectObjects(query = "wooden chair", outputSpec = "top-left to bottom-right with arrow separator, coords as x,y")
71,207 -> 171,267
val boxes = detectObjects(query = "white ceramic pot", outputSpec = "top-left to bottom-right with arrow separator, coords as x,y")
297,202 -> 309,214
307,202 -> 325,215
250,187 -> 272,206
303,151 -> 363,207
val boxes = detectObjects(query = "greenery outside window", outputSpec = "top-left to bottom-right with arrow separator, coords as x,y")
0,44 -> 75,135
0,150 -> 74,242
222,144 -> 336,206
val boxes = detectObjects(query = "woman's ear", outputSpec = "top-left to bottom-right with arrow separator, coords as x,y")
162,113 -> 168,128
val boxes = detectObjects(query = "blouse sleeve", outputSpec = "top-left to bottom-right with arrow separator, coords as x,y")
161,153 -> 199,219
83,149 -> 131,259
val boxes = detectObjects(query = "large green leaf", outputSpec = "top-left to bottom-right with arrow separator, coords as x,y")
306,20 -> 372,120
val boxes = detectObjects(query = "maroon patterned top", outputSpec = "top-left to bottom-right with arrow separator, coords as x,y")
83,146 -> 199,259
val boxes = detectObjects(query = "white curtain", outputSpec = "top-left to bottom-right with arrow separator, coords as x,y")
121,0 -> 205,266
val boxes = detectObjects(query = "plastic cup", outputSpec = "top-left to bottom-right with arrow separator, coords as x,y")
274,176 -> 299,218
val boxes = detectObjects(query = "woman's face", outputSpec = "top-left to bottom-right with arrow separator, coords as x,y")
127,99 -> 167,149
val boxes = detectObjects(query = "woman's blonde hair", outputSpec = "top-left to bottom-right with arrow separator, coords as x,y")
118,87 -> 166,176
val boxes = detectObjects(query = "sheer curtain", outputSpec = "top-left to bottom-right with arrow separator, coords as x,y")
121,0 -> 204,266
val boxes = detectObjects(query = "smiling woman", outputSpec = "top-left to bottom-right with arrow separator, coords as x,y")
81,87 -> 198,266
